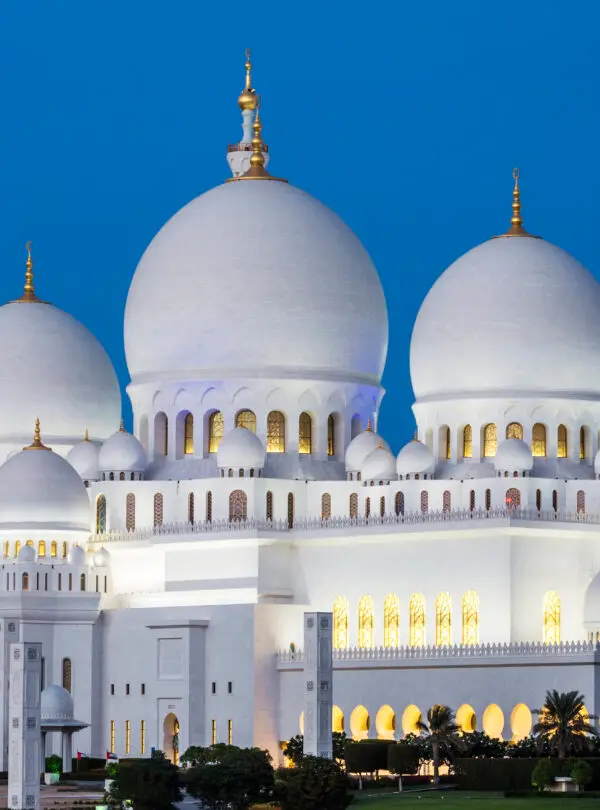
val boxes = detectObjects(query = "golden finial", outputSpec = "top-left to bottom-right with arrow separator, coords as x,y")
238,48 -> 258,111
500,168 -> 538,238
23,418 -> 51,451
119,419 -> 125,432
233,100 -> 287,183
366,418 -> 373,432
14,241 -> 48,304
84,428 -> 90,442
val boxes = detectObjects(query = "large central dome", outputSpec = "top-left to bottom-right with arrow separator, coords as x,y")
124,179 -> 388,386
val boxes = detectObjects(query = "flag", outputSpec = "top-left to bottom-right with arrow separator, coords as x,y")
106,751 -> 118,760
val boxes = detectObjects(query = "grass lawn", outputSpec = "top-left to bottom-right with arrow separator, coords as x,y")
353,792 -> 594,809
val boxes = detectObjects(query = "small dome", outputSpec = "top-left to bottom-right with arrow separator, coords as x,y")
345,428 -> 390,472
18,544 -> 36,563
494,438 -> 533,472
99,427 -> 146,474
67,545 -> 86,565
217,427 -> 265,470
396,440 -> 434,477
66,436 -> 99,481
93,547 -> 111,567
360,445 -> 396,482
41,685 -> 74,722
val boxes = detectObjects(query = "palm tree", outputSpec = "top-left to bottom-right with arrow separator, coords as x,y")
416,705 -> 463,785
533,690 -> 598,759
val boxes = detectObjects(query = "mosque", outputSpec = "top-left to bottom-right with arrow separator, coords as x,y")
0,52 -> 599,769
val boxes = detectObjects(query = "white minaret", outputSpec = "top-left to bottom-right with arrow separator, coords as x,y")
227,49 -> 270,178
8,642 -> 42,810
302,612 -> 333,758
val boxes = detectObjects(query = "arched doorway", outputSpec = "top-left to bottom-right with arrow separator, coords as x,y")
163,713 -> 180,764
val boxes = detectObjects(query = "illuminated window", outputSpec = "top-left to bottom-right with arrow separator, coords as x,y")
557,424 -> 567,458
266,491 -> 273,521
333,596 -> 349,649
395,491 -> 404,515
298,412 -> 312,454
328,414 -> 336,456
505,487 -> 520,508
228,719 -> 233,745
184,413 -> 194,455
14,540 -> 21,556
208,411 -> 224,453
206,491 -> 212,522
235,409 -> 256,433
577,490 -> 585,514
38,540 -> 46,557
384,594 -> 400,647
3,541 -> 8,558
188,492 -> 195,524
536,489 -> 542,511
483,424 -> 497,457
267,411 -> 285,453
141,720 -> 146,754
506,422 -> 523,440
469,490 -> 475,511
443,490 -> 451,513
543,591 -> 560,644
435,592 -> 452,646
50,541 -> 57,558
124,719 -> 130,753
62,658 -> 72,693
580,426 -> 586,460
365,497 -> 371,518
110,721 -> 115,753
463,425 -> 472,459
211,720 -> 217,745
462,591 -> 479,645
321,493 -> 331,519
126,493 -> 135,531
409,593 -> 426,647
358,595 -> 374,648
96,495 -> 106,534
444,426 -> 451,460
531,423 -> 546,457
349,493 -> 358,518
287,493 -> 294,528
420,491 -> 428,513
62,542 -> 68,559
229,489 -> 247,522
380,496 -> 385,517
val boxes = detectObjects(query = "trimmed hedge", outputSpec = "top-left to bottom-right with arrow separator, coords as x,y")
387,743 -> 421,775
456,758 -> 600,791
344,740 -> 395,774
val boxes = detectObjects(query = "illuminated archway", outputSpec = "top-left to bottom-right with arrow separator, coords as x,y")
163,713 -> 180,764
350,705 -> 370,740
482,704 -> 504,739
510,703 -> 532,741
456,704 -> 476,734
332,705 -> 344,733
375,705 -> 396,740
299,711 -> 304,735
401,704 -> 422,737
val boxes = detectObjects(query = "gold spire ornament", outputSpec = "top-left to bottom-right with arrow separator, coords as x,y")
366,418 -> 373,432
238,48 -> 258,111
23,418 -> 51,451
84,428 -> 90,442
119,419 -> 125,432
501,168 -> 538,238
233,106 -> 287,183
14,241 -> 48,303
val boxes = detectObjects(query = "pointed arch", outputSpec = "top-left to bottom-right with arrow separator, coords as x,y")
153,493 -> 164,526
383,594 -> 400,647
442,490 -> 451,513
409,593 -> 426,647
184,413 -> 194,455
351,414 -> 362,439
208,411 -> 224,453
349,492 -> 358,518
463,425 -> 472,459
532,423 -> 546,457
287,492 -> 294,528
298,412 -> 312,454
483,424 -> 497,457
188,492 -> 195,524
62,658 -> 72,693
206,491 -> 213,523
506,422 -> 523,440
333,596 -> 349,649
321,493 -> 331,519
266,491 -> 273,521
469,489 -> 475,511
435,591 -> 452,646
462,591 -> 479,645
505,487 -> 520,508
543,591 -> 560,644
379,495 -> 385,517
126,493 -> 135,531
395,491 -> 404,516
536,489 -> 542,511
96,495 -> 106,534
236,409 -> 256,432
420,490 -> 428,513
485,488 -> 491,510
557,424 -> 567,458
267,411 -> 285,453
577,490 -> 585,514
358,595 -> 374,648
154,412 -> 168,457
38,540 -> 46,557
327,413 -> 336,456
580,426 -> 587,460
229,490 -> 247,522
365,496 -> 371,518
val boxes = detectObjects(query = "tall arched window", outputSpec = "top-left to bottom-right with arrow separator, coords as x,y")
420,491 -> 428,513
321,493 -> 331,519
50,541 -> 57,558
267,411 -> 285,453
462,591 -> 479,645
80,573 -> 86,592
442,490 -> 451,513
22,573 -> 29,591
208,411 -> 224,453
409,593 -> 426,647
483,424 -> 497,457
536,489 -> 542,511
395,491 -> 404,516
206,491 -> 213,523
379,496 -> 385,517
62,542 -> 67,559
543,591 -> 561,644
184,413 -> 194,455
357,595 -> 374,648
506,422 -> 523,440
328,414 -> 336,456
154,412 -> 168,456
469,490 -> 475,511
333,596 -> 349,649
349,493 -> 358,518
62,658 -> 72,693
435,592 -> 452,646
229,490 -> 247,522
126,493 -> 135,531
298,412 -> 312,454
485,489 -> 491,510
444,426 -> 451,460
38,540 -> 46,558
552,490 -> 558,512
287,493 -> 294,528
96,495 -> 106,534
557,424 -> 567,458
188,492 -> 195,524
580,426 -> 586,460
266,491 -> 273,521
505,488 -> 520,508
365,497 -> 371,518
577,490 -> 585,514
153,493 -> 163,527
384,594 -> 400,647
463,425 -> 472,459
236,409 -> 256,433
532,423 -> 546,457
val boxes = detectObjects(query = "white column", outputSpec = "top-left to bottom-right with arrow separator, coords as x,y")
8,641 -> 42,810
302,613 -> 333,759
62,731 -> 73,774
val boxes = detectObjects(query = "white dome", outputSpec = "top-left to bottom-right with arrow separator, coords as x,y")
410,236 -> 600,401
93,547 -> 111,567
0,442 -> 91,531
18,544 -> 36,563
360,445 -> 396,482
124,180 -> 388,386
494,438 -> 533,471
0,301 -> 120,446
99,428 -> 146,473
67,545 -> 86,565
217,427 -> 265,470
67,438 -> 100,481
41,685 -> 73,722
396,440 -> 435,476
345,429 -> 390,472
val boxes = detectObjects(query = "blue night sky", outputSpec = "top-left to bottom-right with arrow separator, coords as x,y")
0,1 -> 597,452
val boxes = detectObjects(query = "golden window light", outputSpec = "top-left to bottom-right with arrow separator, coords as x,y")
557,424 -> 567,458
3,541 -> 8,558
483,424 -> 497,457
580,426 -> 586,460
126,493 -> 136,531
50,541 -> 57,558
358,595 -> 374,649
184,413 -> 194,454
110,721 -> 115,753
236,409 -> 256,433
463,425 -> 472,459
333,596 -> 349,649
383,593 -> 400,647
462,590 -> 479,645
298,412 -> 312,454
532,423 -> 546,457
267,411 -> 285,453
38,540 -> 46,557
409,593 -> 426,647
141,720 -> 146,755
125,720 -> 131,754
26,539 -> 33,548
15,540 -> 21,556
506,422 -> 523,440
229,489 -> 247,522
321,493 -> 331,519
211,719 -> 217,745
62,542 -> 67,559
543,591 -> 560,644
328,414 -> 336,456
228,719 -> 233,745
96,495 -> 106,534
208,411 -> 224,453
435,591 -> 452,646
445,426 -> 451,460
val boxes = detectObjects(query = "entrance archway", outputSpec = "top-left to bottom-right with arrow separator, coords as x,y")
510,703 -> 532,741
456,704 -> 476,734
163,713 -> 180,764
482,704 -> 504,740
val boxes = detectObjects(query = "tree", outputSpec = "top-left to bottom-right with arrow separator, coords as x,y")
533,690 -> 598,759
275,755 -> 353,810
570,759 -> 593,790
283,732 -> 348,767
531,758 -> 558,792
416,705 -> 464,784
461,730 -> 507,759
108,750 -> 181,810
507,734 -> 549,758
184,744 -> 273,810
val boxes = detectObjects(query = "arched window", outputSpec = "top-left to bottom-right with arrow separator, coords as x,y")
229,490 -> 247,522
154,412 -> 168,456
395,491 -> 404,516
435,592 -> 452,646
184,413 -> 194,455
380,496 -> 385,517
444,426 -> 451,460
420,491 -> 428,513
119,472 -> 125,481
22,573 -> 29,591
298,412 -> 312,454
483,424 -> 497,457
96,495 -> 106,534
50,541 -> 57,558
109,472 -> 114,481
384,594 -> 400,647
442,490 -> 451,513
333,596 -> 349,649
580,426 -> 586,460
38,540 -> 46,557
409,593 -> 426,647
543,591 -> 561,644
349,493 -> 358,518
358,595 -> 374,648
62,542 -> 67,559
462,591 -> 479,645
557,424 -> 567,458
365,497 -> 371,518
321,493 -> 331,520
532,423 -> 546,457
188,492 -> 195,524
126,493 -> 135,531
552,490 -> 558,512
485,489 -> 491,510
15,540 -> 21,556
3,541 -> 8,558
236,409 -> 256,433
208,411 -> 224,453
536,489 -> 542,511
206,491 -> 213,523
469,490 -> 475,511
287,493 -> 294,529
351,414 -> 362,439
577,490 -> 585,514
506,422 -> 523,440
62,658 -> 72,693
267,411 -> 285,453
505,488 -> 520,508
328,414 -> 336,456
463,425 -> 472,459
266,491 -> 273,521
80,573 -> 86,591
153,493 -> 163,527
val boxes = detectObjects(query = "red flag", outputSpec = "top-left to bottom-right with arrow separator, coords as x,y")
77,751 -> 82,761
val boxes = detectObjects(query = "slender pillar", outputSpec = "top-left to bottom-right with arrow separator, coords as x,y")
302,612 -> 333,758
8,641 -> 42,810
62,730 -> 73,774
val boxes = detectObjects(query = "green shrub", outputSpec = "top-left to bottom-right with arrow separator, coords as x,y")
184,745 -> 274,810
387,743 -> 421,775
283,732 -> 348,766
275,756 -> 352,810
532,759 -> 560,791
108,750 -> 181,810
455,757 -> 538,791
45,754 -> 63,774
344,740 -> 394,775
571,759 -> 594,788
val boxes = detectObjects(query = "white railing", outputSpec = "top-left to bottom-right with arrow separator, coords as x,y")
89,506 -> 600,545
277,640 -> 600,665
